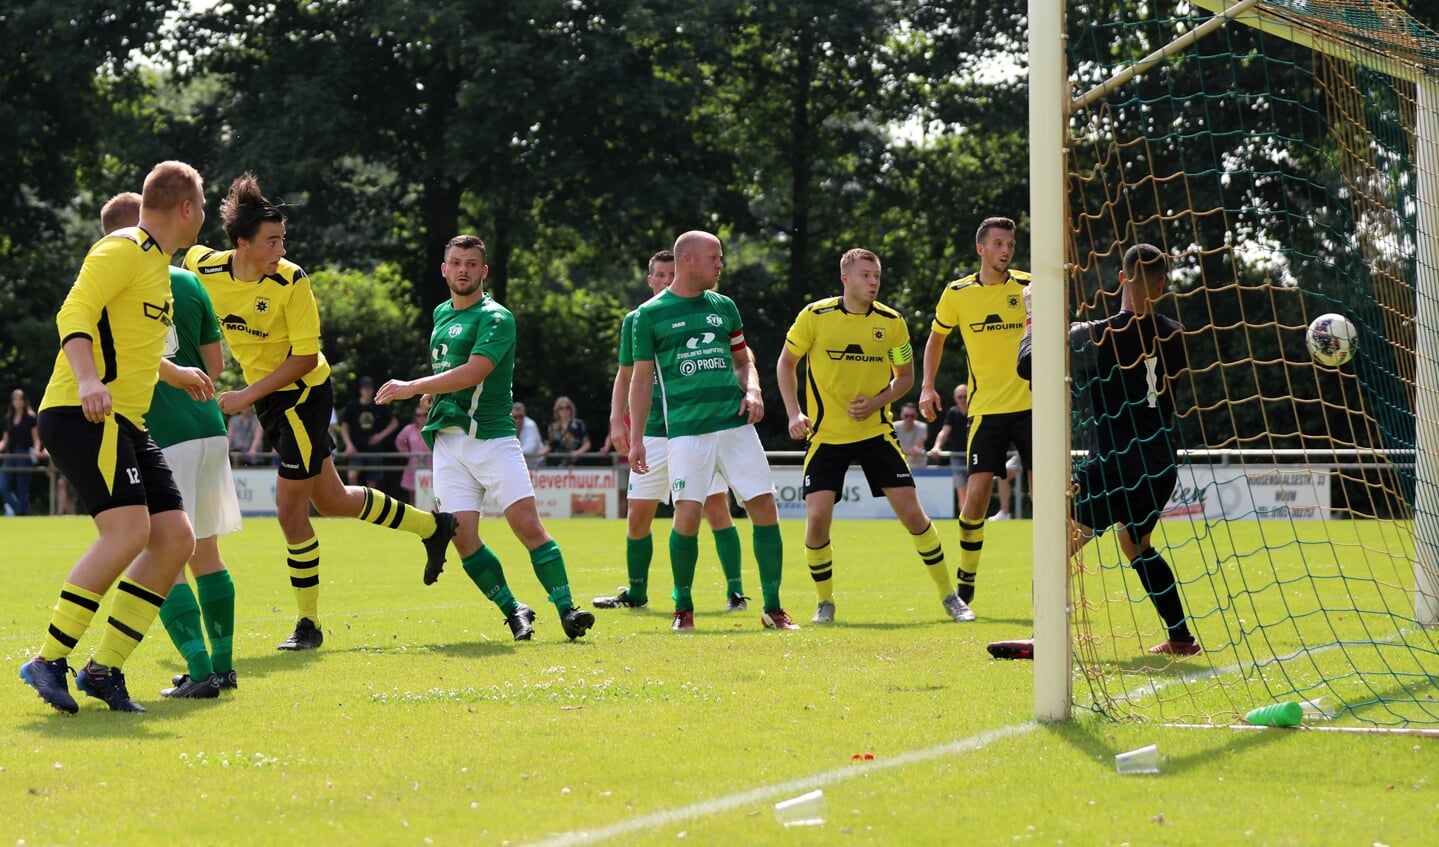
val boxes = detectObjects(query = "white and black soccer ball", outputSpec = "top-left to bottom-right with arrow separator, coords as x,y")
1306,313 -> 1358,367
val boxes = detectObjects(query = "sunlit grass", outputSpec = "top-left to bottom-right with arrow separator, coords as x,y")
1,516 -> 1434,846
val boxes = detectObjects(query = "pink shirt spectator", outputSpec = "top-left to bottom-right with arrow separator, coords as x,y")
394,421 -> 433,496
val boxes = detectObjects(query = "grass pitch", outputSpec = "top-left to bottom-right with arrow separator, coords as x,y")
1,516 -> 1434,845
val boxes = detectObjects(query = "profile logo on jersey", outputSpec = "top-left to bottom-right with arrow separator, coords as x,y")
254,297 -> 271,314
679,356 -> 729,375
825,344 -> 883,363
968,313 -> 1025,333
143,301 -> 173,327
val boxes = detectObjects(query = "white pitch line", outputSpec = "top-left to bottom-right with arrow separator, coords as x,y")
523,722 -> 1038,847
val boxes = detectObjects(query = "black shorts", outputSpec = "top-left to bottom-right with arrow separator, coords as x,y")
803,435 -> 914,498
36,407 -> 182,517
255,379 -> 337,481
963,410 -> 1033,476
1074,451 -> 1177,545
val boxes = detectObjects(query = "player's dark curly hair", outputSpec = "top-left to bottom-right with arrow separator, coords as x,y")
220,172 -> 285,245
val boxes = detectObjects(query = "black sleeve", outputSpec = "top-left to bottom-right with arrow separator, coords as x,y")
1069,321 -> 1101,378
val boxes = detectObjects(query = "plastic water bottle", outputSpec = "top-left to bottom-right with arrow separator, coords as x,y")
1245,701 -> 1303,727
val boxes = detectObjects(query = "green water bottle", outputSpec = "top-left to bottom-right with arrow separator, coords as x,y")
1245,701 -> 1304,727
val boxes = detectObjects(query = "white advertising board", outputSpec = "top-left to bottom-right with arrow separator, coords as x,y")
233,468 -> 278,516
769,467 -> 955,520
1163,464 -> 1330,521
476,467 -> 618,519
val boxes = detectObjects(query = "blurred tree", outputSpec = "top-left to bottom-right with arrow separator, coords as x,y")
308,264 -> 428,401
0,0 -> 179,399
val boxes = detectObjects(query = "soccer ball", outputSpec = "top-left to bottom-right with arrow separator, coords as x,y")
1306,313 -> 1358,367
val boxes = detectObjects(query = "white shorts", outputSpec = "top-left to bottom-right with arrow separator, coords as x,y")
668,426 -> 774,505
628,435 -> 728,503
161,435 -> 241,539
432,430 -> 535,515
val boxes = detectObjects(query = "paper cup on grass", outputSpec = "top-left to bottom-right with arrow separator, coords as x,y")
773,789 -> 828,826
1114,744 -> 1161,775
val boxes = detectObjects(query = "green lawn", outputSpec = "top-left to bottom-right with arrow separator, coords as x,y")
2,516 -> 1434,845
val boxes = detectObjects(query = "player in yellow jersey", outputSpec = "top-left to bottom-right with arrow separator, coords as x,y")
184,173 -> 457,651
777,248 -> 975,624
21,161 -> 214,714
918,217 -> 1034,609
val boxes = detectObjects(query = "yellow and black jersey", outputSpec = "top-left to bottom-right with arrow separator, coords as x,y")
784,296 -> 913,445
931,269 -> 1032,416
39,227 -> 174,428
183,245 -> 331,389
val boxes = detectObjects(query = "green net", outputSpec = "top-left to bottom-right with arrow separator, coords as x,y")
1064,0 -> 1439,725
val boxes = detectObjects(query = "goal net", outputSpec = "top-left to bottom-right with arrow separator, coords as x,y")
1059,0 -> 1439,726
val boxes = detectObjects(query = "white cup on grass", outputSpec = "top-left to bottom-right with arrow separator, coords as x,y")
773,789 -> 828,826
1115,744 -> 1161,775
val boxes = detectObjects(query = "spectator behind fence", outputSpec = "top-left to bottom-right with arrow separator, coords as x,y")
928,384 -> 970,514
513,402 -> 545,469
341,376 -> 398,489
394,404 -> 433,505
545,395 -> 590,466
1,388 -> 40,516
893,401 -> 929,471
227,403 -> 265,466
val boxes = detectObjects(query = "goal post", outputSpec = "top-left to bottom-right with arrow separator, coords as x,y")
1033,0 -> 1439,725
1028,0 -> 1072,723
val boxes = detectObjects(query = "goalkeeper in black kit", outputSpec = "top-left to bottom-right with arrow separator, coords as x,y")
997,242 -> 1200,659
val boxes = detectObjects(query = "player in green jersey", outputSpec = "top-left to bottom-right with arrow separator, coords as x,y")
102,193 -> 240,699
777,248 -> 975,624
377,235 -> 595,641
185,173 -> 457,651
917,216 -> 1034,610
627,231 -> 795,631
21,161 -> 213,714
594,250 -> 748,612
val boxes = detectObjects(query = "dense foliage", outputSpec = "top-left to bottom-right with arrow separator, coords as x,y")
1,1 -> 1433,445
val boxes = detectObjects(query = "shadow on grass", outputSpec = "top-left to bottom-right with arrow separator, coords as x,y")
811,619 -> 992,631
421,640 -> 524,658
16,688 -> 230,737
1048,718 -> 1296,774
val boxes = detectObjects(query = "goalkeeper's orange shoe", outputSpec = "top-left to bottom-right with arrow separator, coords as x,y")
986,638 -> 1034,660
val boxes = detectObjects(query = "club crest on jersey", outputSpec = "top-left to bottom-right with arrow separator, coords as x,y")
873,328 -> 885,341
706,314 -> 723,327
448,325 -> 463,337
254,297 -> 271,314
1007,294 -> 1020,309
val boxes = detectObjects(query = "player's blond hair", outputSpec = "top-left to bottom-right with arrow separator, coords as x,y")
100,192 -> 142,234
840,248 -> 880,272
141,161 -> 203,212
